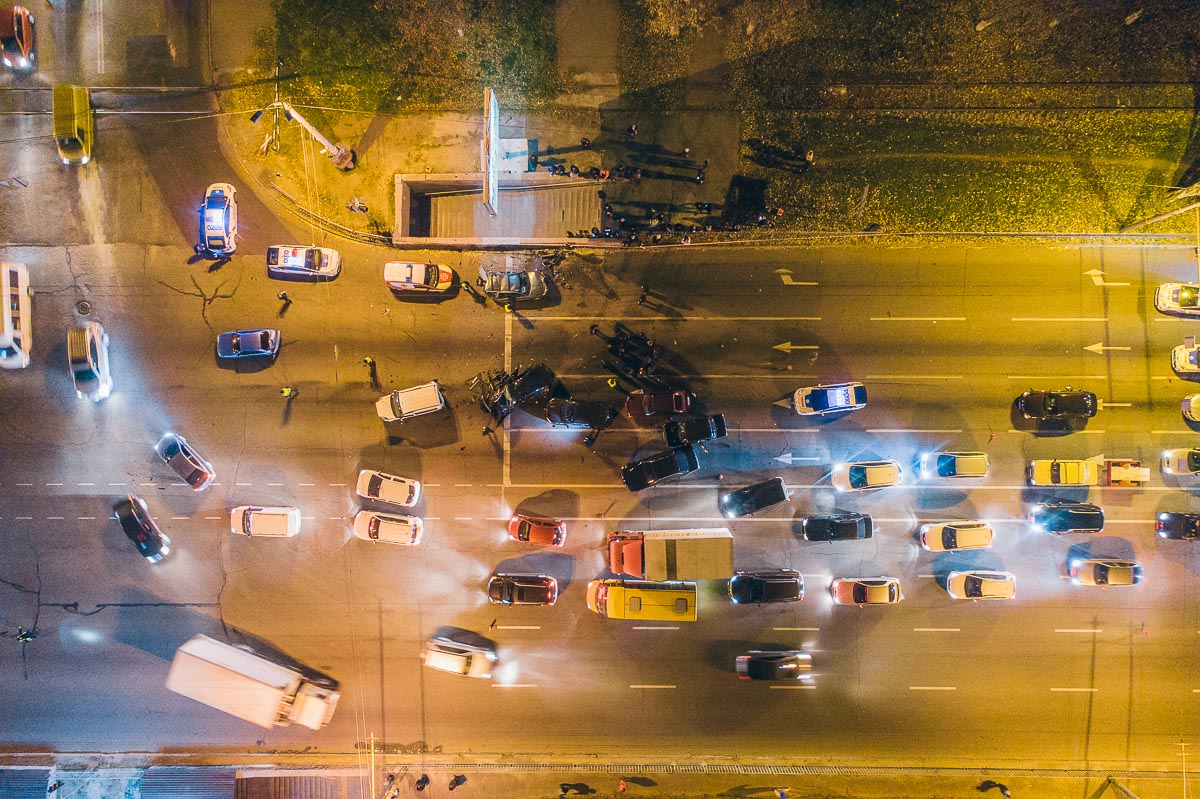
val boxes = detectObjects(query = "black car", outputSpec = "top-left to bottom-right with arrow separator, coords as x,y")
543,397 -> 618,430
1017,388 -> 1098,419
1157,511 -> 1200,540
113,495 -> 170,563
1029,501 -> 1104,533
802,512 -> 873,541
728,569 -> 804,604
719,477 -> 790,518
486,573 -> 559,605
663,414 -> 727,447
735,650 -> 813,681
620,446 -> 699,491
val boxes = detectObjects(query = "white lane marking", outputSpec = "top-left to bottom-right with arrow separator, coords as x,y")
204,516 -> 222,521
1051,687 -> 1098,692
46,516 -> 64,520
774,627 -> 820,631
630,684 -> 676,689
631,626 -> 679,631
235,482 -> 252,487
1153,430 -> 1194,435
107,483 -> 126,486
868,317 -> 966,322
1099,402 -> 1132,408
77,483 -> 94,486
866,429 -> 963,433
452,517 -> 474,521
266,483 -> 285,487
493,684 -> 538,688
490,483 -> 1182,495
865,375 -> 963,380
96,0 -> 105,73
46,483 -> 63,487
535,316 -> 823,321
171,516 -> 189,520
910,686 -> 957,691
1009,429 -> 1106,434
298,483 -> 316,487
1056,628 -> 1103,634
496,625 -> 541,630
1155,317 -> 1190,322
914,627 -> 960,632
1007,375 -> 1106,380
775,454 -> 822,465
770,684 -> 817,690
15,516 -> 31,520
1011,317 -> 1108,322
77,517 -> 95,520
453,483 -> 474,487
15,483 -> 32,487
557,373 -> 819,380
1084,343 -> 1131,354
327,482 -> 347,487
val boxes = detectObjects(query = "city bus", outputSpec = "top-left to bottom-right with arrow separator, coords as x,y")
0,262 -> 31,369
585,579 -> 697,622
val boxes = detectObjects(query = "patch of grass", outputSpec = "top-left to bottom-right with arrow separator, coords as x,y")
616,0 -> 697,109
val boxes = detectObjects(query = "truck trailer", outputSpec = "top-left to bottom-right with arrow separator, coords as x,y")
165,635 -> 340,730
607,528 -> 734,581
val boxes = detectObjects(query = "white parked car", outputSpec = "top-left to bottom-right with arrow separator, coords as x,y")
945,570 -> 1016,600
353,509 -> 423,545
1183,394 -> 1200,422
1172,344 -> 1200,374
919,521 -> 994,552
831,460 -> 901,492
230,506 -> 301,538
792,381 -> 867,416
1027,459 -> 1100,486
356,469 -> 421,507
266,245 -> 341,280
1162,448 -> 1200,476
1155,283 -> 1200,316
384,262 -> 454,292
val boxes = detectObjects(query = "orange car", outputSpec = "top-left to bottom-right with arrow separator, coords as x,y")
0,6 -> 35,71
507,513 -> 566,547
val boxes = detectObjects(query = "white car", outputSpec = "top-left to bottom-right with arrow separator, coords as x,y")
1184,394 -> 1200,422
356,469 -> 421,507
945,570 -> 1016,600
1162,448 -> 1200,476
830,576 -> 904,606
384,262 -> 454,292
1155,283 -> 1200,316
831,459 -> 901,492
230,505 -> 301,538
920,451 -> 989,480
1172,344 -> 1200,374
1027,459 -> 1100,486
352,509 -> 422,545
793,382 -> 867,416
266,245 -> 341,280
919,521 -> 994,552
197,182 -> 237,256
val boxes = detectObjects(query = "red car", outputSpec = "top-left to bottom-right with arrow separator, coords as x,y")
624,389 -> 694,417
0,5 -> 35,71
507,513 -> 566,547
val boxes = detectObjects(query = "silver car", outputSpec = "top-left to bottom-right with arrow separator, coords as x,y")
154,433 -> 214,491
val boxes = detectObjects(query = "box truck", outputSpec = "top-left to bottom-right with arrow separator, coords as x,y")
607,528 -> 734,581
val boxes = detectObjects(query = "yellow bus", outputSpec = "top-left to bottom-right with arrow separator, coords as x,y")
585,579 -> 697,622
0,262 -> 31,369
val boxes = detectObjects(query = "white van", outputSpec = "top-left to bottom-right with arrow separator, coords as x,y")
230,506 -> 301,537
356,469 -> 421,507
67,321 -> 113,401
353,510 -> 423,545
0,262 -> 31,369
420,636 -> 496,678
375,381 -> 445,422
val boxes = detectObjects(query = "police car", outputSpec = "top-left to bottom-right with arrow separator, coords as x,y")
266,245 -> 342,281
197,183 -> 237,256
793,381 -> 867,415
384,261 -> 454,292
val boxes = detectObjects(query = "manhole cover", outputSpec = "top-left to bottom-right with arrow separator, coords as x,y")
75,300 -> 91,315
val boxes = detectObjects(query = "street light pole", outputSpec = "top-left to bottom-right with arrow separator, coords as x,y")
249,99 -> 357,171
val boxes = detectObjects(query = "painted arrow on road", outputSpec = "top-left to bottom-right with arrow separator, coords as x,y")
1084,342 -> 1132,354
774,269 -> 818,286
775,453 -> 820,465
774,341 -> 819,353
1083,269 -> 1130,287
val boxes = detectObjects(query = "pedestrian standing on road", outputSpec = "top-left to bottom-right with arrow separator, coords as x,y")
280,387 -> 296,398
529,153 -> 539,170
695,168 -> 705,184
701,158 -> 709,170
415,774 -> 430,792
488,618 -> 497,630
618,778 -> 627,793
581,137 -> 591,149
774,789 -> 788,799
627,123 -> 638,138
682,146 -> 691,158
362,356 -> 375,368
277,291 -> 289,302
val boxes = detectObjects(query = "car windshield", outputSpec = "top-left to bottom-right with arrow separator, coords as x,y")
937,455 -> 957,476
848,467 -> 868,489
516,520 -> 532,541
1094,564 -> 1112,585
423,264 -> 439,285
962,576 -> 986,598
304,250 -> 320,269
941,528 -> 958,549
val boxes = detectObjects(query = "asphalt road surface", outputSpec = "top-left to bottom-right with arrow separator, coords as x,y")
3,1 -> 1200,772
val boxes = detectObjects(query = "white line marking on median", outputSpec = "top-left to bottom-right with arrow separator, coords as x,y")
910,686 -> 957,691
1056,628 -> 1103,634
630,685 -> 676,689
631,626 -> 679,631
1011,317 -> 1108,322
770,684 -> 817,690
913,627 -> 960,632
869,317 -> 966,322
867,429 -> 963,434
1051,687 -> 1098,692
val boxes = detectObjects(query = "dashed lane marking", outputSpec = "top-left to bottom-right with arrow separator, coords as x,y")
774,627 -> 820,631
1051,687 -> 1098,692
1056,629 -> 1103,634
493,684 -> 538,688
913,628 -> 960,632
630,685 -> 676,689
910,686 -> 957,691
770,684 -> 817,690
869,317 -> 966,322
497,625 -> 540,630
631,627 -> 679,631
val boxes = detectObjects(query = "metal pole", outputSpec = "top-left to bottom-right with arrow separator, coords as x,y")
280,102 -> 356,170
272,59 -> 282,152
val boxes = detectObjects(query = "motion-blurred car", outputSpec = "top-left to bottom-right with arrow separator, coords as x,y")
1069,558 -> 1144,587
831,459 -> 901,492
719,477 -> 790,518
663,414 -> 727,447
1162,448 -> 1200,476
1017,388 -> 1097,419
1029,500 -> 1104,533
67,321 -> 113,402
919,521 -> 994,552
542,397 -> 618,430
830,576 -> 904,606
356,469 -> 421,507
792,381 -> 867,416
421,635 -> 496,679
801,512 -> 873,541
352,510 -> 423,545
735,650 -> 812,681
1172,344 -> 1200,374
154,432 -> 215,491
486,573 -> 559,606
113,495 -> 169,563
625,388 -> 694,418
919,451 -> 989,479
384,261 -> 454,293
267,245 -> 341,280
1156,511 -> 1200,540
507,513 -> 566,547
945,570 -> 1016,601
620,446 -> 699,491
1155,283 -> 1200,316
216,328 -> 279,360
1027,459 -> 1100,486
0,5 -> 35,71
728,569 -> 804,604
197,183 -> 237,256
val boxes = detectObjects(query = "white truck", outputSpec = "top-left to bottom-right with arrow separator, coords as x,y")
607,528 -> 734,581
165,635 -> 340,730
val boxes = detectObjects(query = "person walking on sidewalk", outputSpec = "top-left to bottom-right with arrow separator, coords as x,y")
618,777 -> 627,793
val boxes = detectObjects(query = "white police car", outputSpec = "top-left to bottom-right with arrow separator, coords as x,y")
266,245 -> 342,281
197,183 -> 238,256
